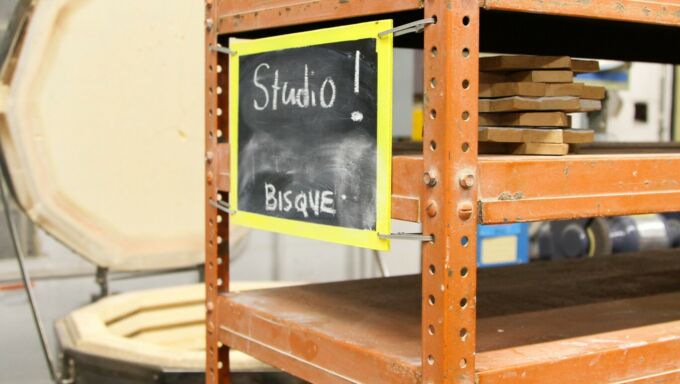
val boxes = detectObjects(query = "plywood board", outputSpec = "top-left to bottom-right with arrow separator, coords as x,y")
577,99 -> 603,112
582,84 -> 607,99
571,58 -> 600,73
480,82 -> 588,98
563,129 -> 595,144
479,127 -> 564,144
480,55 -> 571,71
478,96 -> 580,112
479,142 -> 569,155
217,253 -> 680,384
479,71 -> 508,83
544,83 -> 584,97
480,55 -> 599,74
479,82 -> 546,98
479,112 -> 571,127
507,70 -> 574,83
514,142 -> 569,155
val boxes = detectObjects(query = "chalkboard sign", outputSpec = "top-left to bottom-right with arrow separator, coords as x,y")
229,21 -> 393,250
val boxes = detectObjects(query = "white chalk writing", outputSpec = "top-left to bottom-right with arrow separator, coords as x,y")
265,183 -> 336,218
252,63 -> 336,111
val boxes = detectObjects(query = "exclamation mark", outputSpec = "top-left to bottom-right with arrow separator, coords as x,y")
351,50 -> 364,123
354,50 -> 361,95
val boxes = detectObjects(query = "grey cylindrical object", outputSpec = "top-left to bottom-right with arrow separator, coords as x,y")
628,214 -> 671,251
664,218 -> 680,247
609,215 -> 670,253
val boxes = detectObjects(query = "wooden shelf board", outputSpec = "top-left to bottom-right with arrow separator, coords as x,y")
218,251 -> 680,383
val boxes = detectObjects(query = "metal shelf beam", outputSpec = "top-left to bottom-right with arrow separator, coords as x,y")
218,0 -> 680,35
392,154 -> 680,224
482,0 -> 680,26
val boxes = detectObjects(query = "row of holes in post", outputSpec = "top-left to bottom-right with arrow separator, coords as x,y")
206,7 -> 220,380
425,11 -> 472,373
208,64 -> 225,142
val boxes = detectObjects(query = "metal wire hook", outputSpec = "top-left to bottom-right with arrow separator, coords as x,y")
378,232 -> 435,242
378,17 -> 436,38
209,44 -> 237,56
210,199 -> 237,215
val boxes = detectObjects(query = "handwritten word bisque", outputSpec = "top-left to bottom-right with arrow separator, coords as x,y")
265,183 -> 336,218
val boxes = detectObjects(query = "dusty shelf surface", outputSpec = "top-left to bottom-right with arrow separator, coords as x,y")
218,251 -> 680,383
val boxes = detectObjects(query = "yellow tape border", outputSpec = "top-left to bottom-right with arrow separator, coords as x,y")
228,20 -> 393,250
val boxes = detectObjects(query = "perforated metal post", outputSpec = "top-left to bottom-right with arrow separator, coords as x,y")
422,0 -> 479,382
205,0 -> 230,383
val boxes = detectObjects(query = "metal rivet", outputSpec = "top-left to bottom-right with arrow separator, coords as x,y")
458,201 -> 473,220
460,174 -> 475,189
205,151 -> 214,162
207,171 -> 214,183
207,301 -> 215,311
206,18 -> 214,31
426,200 -> 438,217
423,170 -> 438,187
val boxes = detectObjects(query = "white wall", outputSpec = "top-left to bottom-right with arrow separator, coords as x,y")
231,220 -> 422,282
598,63 -> 674,142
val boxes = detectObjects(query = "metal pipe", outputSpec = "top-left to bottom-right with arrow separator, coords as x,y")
372,250 -> 390,277
0,163 -> 60,382
0,264 -> 203,285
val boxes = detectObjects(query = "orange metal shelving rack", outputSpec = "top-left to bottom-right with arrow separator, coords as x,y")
204,1 -> 680,383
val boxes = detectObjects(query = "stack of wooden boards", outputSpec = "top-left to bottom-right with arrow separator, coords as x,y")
478,55 -> 605,155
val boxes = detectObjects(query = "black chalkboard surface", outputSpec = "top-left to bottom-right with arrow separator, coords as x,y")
229,21 -> 392,250
238,39 -> 378,229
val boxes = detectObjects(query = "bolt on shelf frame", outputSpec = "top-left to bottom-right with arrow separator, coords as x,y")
205,1 -> 680,383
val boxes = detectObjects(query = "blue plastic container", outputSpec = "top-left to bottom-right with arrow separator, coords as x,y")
477,223 -> 529,268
